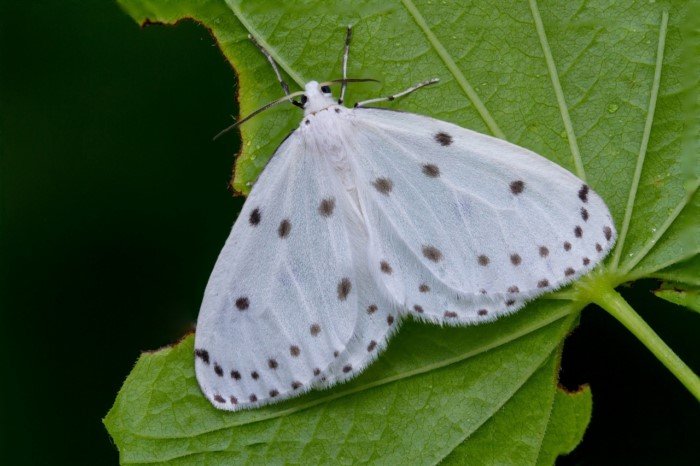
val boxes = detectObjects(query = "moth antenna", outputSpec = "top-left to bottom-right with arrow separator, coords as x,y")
248,34 -> 303,108
319,78 -> 380,86
354,78 -> 439,107
339,25 -> 352,105
213,90 -> 306,140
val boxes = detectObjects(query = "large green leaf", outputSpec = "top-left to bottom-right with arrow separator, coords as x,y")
105,303 -> 582,464
107,0 -> 698,463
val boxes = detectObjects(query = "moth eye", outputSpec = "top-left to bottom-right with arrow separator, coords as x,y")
300,95 -> 308,105
321,85 -> 331,94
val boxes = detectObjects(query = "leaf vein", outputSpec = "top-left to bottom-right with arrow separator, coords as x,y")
621,181 -> 700,275
612,10 -> 670,271
528,0 -> 586,181
224,0 -> 306,87
399,0 -> 506,139
430,343 -> 570,466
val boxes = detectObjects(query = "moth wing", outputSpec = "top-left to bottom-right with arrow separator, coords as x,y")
195,133 -> 362,410
315,245 -> 402,386
350,108 -> 616,324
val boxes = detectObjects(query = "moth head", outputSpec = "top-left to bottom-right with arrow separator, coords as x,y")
301,81 -> 336,114
212,78 -> 377,140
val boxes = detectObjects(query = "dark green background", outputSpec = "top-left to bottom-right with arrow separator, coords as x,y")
0,1 -> 697,464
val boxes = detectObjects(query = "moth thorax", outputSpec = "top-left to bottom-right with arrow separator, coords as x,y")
302,110 -> 348,154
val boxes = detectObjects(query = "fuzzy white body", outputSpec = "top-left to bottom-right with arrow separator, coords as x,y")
194,81 -> 616,411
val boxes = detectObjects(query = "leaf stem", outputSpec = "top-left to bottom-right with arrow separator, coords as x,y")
591,285 -> 700,400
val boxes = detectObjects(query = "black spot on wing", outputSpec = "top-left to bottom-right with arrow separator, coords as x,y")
235,297 -> 249,311
434,132 -> 452,146
578,184 -> 589,202
422,164 -> 440,177
372,177 -> 393,195
422,245 -> 443,262
195,349 -> 210,365
249,208 -> 261,226
604,226 -> 613,241
337,278 -> 352,301
510,180 -> 525,195
318,197 -> 336,217
278,219 -> 291,238
380,260 -> 393,274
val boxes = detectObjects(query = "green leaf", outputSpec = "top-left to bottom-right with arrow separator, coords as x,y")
104,303 -> 580,464
654,281 -> 700,313
441,352 -> 591,465
650,254 -> 700,286
108,0 -> 699,463
537,385 -> 592,466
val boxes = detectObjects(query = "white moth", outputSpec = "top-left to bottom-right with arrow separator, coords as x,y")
195,27 -> 616,411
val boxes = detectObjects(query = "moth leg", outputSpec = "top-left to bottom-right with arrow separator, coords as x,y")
248,34 -> 303,108
354,78 -> 439,108
338,25 -> 352,105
